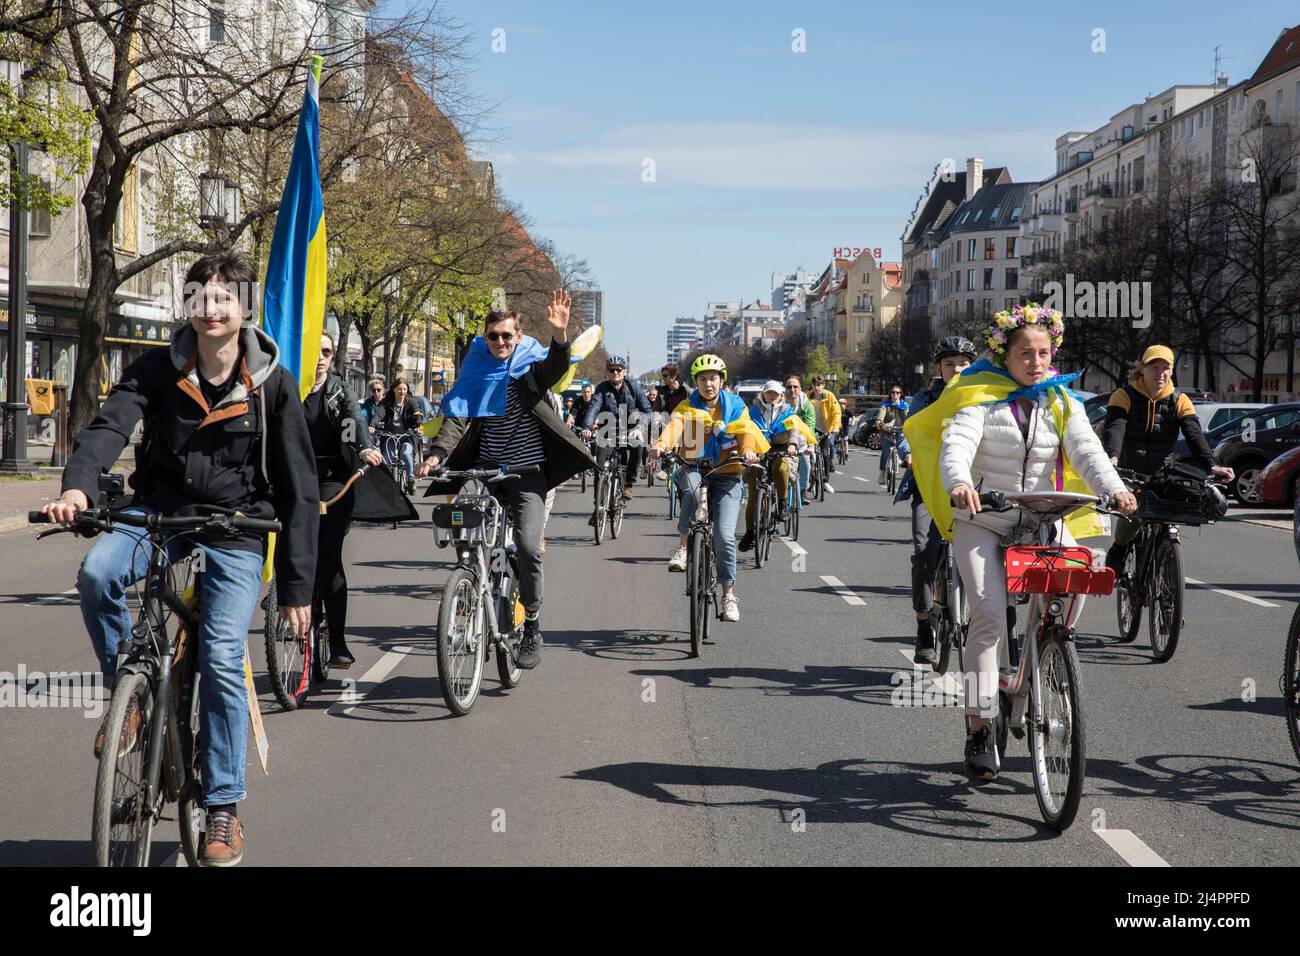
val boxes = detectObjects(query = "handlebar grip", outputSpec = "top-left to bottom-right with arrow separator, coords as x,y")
977,491 -> 1005,510
508,464 -> 542,476
28,511 -> 52,524
231,517 -> 283,534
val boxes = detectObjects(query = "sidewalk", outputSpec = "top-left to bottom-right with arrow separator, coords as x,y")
0,444 -> 135,534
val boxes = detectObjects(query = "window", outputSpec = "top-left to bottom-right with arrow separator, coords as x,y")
955,242 -> 961,263
983,268 -> 994,290
1005,236 -> 1016,258
29,177 -> 52,237
966,238 -> 975,259
989,206 -> 1001,221
209,1 -> 225,42
967,268 -> 975,290
1010,206 -> 1021,222
984,237 -> 996,260
1261,410 -> 1299,432
1004,298 -> 1016,310
954,271 -> 961,292
114,164 -> 138,254
982,297 -> 992,316
972,209 -> 983,223
1005,268 -> 1018,290
857,318 -> 864,333
1276,90 -> 1285,125
967,300 -> 975,320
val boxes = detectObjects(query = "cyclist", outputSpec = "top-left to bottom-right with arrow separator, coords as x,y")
657,362 -> 689,414
875,385 -> 908,486
740,380 -> 814,552
304,332 -> 384,668
908,305 -> 1135,780
42,251 -> 319,866
417,294 -> 593,670
808,375 -> 842,474
374,377 -> 423,495
895,336 -> 978,665
360,378 -> 384,434
782,374 -> 818,506
1101,344 -> 1233,574
568,381 -> 595,429
837,398 -> 852,452
650,354 -> 768,622
581,356 -> 651,504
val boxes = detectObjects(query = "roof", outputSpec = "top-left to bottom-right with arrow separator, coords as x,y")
1250,25 -> 1300,86
882,262 -> 903,290
938,182 -> 1037,239
903,166 -> 1009,244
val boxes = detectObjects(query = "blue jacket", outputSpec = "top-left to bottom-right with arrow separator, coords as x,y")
894,378 -> 944,505
580,377 -> 652,431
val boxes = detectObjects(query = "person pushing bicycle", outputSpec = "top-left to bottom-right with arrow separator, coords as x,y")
41,252 -> 320,866
418,293 -> 594,670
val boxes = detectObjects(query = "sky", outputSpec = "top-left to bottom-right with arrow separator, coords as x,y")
423,0 -> 1298,375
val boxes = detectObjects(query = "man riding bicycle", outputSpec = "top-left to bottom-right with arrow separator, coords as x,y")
783,375 -> 818,507
418,293 -> 593,670
809,375 -> 842,474
42,252 -> 319,866
895,336 -> 977,665
740,380 -> 815,552
1101,344 -> 1232,574
875,385 -> 908,486
651,354 -> 768,622
581,356 -> 652,504
567,381 -> 595,430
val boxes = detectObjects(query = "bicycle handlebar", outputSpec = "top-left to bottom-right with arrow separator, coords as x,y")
428,463 -> 542,483
29,508 -> 282,536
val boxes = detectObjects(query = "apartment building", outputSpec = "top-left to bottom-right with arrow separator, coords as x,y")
840,252 -> 902,362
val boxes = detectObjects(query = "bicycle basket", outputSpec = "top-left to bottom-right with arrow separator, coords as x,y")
431,501 -> 488,547
1136,485 -> 1225,527
1006,546 -> 1115,596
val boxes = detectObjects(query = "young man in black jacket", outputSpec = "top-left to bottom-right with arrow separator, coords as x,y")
580,356 -> 652,501
418,292 -> 593,670
42,252 -> 319,867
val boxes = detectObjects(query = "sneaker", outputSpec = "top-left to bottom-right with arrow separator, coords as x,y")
738,531 -> 755,552
721,594 -> 740,622
776,504 -> 789,523
407,477 -> 418,495
878,472 -> 887,486
201,811 -> 245,867
801,494 -> 811,507
621,487 -> 634,501
517,618 -> 543,669
93,692 -> 142,759
587,513 -> 597,527
667,547 -> 688,572
913,619 -> 938,667
329,642 -> 355,669
964,726 -> 1000,781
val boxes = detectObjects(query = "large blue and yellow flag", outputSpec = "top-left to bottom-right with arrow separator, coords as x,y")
670,389 -> 771,463
902,358 -> 1106,541
262,55 -> 327,401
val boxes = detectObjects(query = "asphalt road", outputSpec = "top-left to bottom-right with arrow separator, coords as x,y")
2,448 -> 1298,866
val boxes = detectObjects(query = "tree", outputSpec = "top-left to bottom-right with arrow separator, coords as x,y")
805,344 -> 830,382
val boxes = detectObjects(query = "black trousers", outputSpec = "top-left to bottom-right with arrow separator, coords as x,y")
315,484 -> 354,648
594,443 -> 642,495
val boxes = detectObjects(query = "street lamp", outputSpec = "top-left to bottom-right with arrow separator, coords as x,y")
198,172 -> 241,234
2,57 -> 32,471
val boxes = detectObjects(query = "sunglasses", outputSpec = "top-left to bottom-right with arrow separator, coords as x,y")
320,348 -> 333,358
486,331 -> 515,343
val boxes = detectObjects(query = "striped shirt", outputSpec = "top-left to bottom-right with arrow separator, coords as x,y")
476,379 -> 546,468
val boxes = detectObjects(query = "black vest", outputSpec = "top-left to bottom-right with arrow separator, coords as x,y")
1118,382 -> 1180,474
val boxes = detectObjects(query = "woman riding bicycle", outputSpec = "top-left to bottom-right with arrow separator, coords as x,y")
739,380 -> 813,553
374,377 -> 423,494
650,354 -> 768,622
911,306 -> 1135,780
875,386 -> 908,486
304,333 -> 384,668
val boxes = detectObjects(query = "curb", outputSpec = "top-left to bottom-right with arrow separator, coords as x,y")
0,513 -> 33,534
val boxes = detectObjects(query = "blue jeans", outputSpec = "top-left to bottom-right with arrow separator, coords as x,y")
385,434 -> 417,482
77,507 -> 265,806
797,452 -> 810,496
675,468 -> 743,587
825,433 -> 837,462
879,435 -> 897,472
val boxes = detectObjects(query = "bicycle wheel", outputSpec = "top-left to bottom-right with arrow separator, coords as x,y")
580,467 -> 587,494
1284,604 -> 1300,765
263,577 -> 309,711
932,566 -> 953,676
92,669 -> 156,867
1148,536 -> 1184,663
436,567 -> 486,716
761,492 -> 776,564
175,652 -> 205,868
610,475 -> 625,539
593,474 -> 608,545
688,531 -> 707,658
1114,543 -> 1141,643
755,492 -> 769,569
1029,634 -> 1086,832
311,611 -> 331,684
817,454 -> 827,502
887,455 -> 897,495
496,574 -> 523,689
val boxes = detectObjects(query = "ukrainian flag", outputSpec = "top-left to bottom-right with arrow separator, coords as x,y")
262,55 -> 327,401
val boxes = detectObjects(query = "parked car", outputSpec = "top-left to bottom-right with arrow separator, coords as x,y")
1174,402 -> 1270,459
1259,445 -> 1300,506
734,378 -> 768,408
1177,386 -> 1215,402
1210,403 -> 1300,503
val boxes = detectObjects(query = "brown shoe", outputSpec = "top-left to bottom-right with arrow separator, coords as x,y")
93,693 -> 142,759
621,487 -> 634,501
201,811 -> 244,867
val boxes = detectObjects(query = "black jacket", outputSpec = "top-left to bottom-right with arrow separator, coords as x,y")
427,338 -> 596,492
1102,380 -> 1213,475
654,384 -> 688,414
62,324 -> 321,606
580,378 -> 652,431
373,395 -> 423,434
317,371 -> 376,452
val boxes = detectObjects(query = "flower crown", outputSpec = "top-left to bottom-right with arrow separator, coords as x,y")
983,303 -> 1065,357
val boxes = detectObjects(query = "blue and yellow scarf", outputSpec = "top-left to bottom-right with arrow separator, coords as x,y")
672,389 -> 771,464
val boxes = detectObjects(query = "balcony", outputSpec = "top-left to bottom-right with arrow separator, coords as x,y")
851,304 -> 874,314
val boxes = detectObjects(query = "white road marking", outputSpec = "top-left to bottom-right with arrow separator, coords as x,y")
821,575 -> 865,606
897,649 -> 964,700
1184,577 -> 1279,608
329,646 -> 413,716
1095,828 -> 1171,867
781,537 -> 807,557
35,588 -> 78,604
853,476 -> 868,482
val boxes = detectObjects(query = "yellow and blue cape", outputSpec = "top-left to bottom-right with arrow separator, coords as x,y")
902,358 -> 1106,541
671,390 -> 770,463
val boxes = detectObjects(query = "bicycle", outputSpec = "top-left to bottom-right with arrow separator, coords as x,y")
1285,606 -> 1300,767
929,536 -> 968,677
837,428 -> 850,466
746,455 -> 782,569
663,457 -> 681,521
783,454 -> 802,541
30,476 -> 281,867
427,464 -> 539,715
879,422 -> 901,495
1112,465 -> 1226,663
591,443 -> 631,545
963,489 -> 1121,831
377,430 -> 419,494
662,452 -> 721,658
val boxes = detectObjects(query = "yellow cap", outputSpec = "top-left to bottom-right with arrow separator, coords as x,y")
1141,345 -> 1175,366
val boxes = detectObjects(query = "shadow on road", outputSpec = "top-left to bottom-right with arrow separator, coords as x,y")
0,838 -> 178,866
631,663 -> 904,706
547,627 -> 694,662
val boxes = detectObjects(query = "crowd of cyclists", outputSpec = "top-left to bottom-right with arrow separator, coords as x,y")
35,251 -> 1249,862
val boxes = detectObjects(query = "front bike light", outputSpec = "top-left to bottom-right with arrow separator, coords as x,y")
1047,598 -> 1065,617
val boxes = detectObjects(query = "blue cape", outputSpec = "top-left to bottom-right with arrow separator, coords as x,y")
962,357 -> 1082,403
442,335 -> 550,419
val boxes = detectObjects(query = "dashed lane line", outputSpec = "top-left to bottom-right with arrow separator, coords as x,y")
1184,577 -> 1279,608
896,648 -> 963,700
1096,828 -> 1172,867
821,575 -> 865,606
328,646 -> 413,717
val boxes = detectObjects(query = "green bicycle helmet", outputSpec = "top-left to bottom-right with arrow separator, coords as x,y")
690,353 -> 728,383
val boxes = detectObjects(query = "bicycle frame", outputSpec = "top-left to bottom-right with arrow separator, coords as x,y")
447,491 -> 514,649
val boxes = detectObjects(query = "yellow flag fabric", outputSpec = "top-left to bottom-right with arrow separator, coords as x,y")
902,366 -> 1106,541
665,390 -> 771,462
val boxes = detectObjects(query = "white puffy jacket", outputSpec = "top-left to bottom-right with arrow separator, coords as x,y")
940,394 -> 1126,534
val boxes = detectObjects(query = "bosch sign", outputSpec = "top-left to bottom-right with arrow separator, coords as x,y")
833,247 -> 882,260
